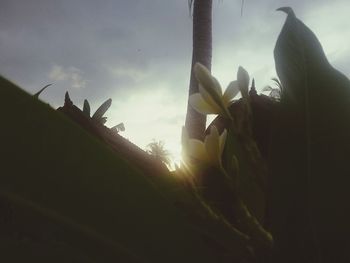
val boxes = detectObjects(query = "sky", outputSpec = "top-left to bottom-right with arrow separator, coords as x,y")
1,0 -> 350,167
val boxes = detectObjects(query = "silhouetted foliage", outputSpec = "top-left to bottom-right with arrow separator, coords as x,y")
262,78 -> 282,100
2,5 -> 350,263
91,98 -> 112,124
146,140 -> 171,167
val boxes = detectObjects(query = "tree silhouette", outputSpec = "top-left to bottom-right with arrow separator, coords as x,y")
184,1 -> 246,140
185,0 -> 212,140
146,140 -> 172,167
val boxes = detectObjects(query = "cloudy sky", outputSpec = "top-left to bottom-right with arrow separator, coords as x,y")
1,0 -> 350,166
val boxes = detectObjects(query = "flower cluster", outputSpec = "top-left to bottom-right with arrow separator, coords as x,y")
182,63 -> 250,171
188,63 -> 250,120
182,125 -> 227,174
180,63 -> 273,252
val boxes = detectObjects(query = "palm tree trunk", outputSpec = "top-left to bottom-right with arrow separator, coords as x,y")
185,0 -> 212,140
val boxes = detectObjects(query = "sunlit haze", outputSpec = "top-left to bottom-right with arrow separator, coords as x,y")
1,0 -> 350,167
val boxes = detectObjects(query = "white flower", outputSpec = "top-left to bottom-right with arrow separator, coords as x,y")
189,63 -> 250,119
182,125 -> 227,170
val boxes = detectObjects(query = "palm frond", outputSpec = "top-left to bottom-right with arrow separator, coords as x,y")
146,140 -> 172,167
271,77 -> 282,87
271,77 -> 283,94
262,86 -> 273,92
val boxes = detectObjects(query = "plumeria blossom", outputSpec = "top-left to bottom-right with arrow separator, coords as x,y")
181,125 -> 227,171
189,63 -> 250,119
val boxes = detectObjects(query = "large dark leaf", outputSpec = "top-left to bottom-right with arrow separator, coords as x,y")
270,7 -> 350,263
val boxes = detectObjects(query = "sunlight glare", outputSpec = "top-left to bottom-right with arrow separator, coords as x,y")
107,86 -> 186,169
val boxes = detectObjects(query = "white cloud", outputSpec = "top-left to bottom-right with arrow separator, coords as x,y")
108,66 -> 149,81
48,65 -> 87,89
4,0 -> 350,169
48,65 -> 66,81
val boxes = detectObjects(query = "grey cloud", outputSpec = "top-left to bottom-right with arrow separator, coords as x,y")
1,0 -> 350,110
0,0 -> 193,106
2,0 -> 349,158
48,65 -> 86,89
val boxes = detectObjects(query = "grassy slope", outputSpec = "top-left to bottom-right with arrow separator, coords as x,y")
0,77 -> 221,262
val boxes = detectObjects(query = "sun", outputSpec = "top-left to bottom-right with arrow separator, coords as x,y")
106,88 -> 186,170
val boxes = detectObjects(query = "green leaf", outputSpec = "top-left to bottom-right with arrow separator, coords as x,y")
261,86 -> 272,92
271,7 -> 350,261
83,99 -> 91,118
92,98 -> 112,121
